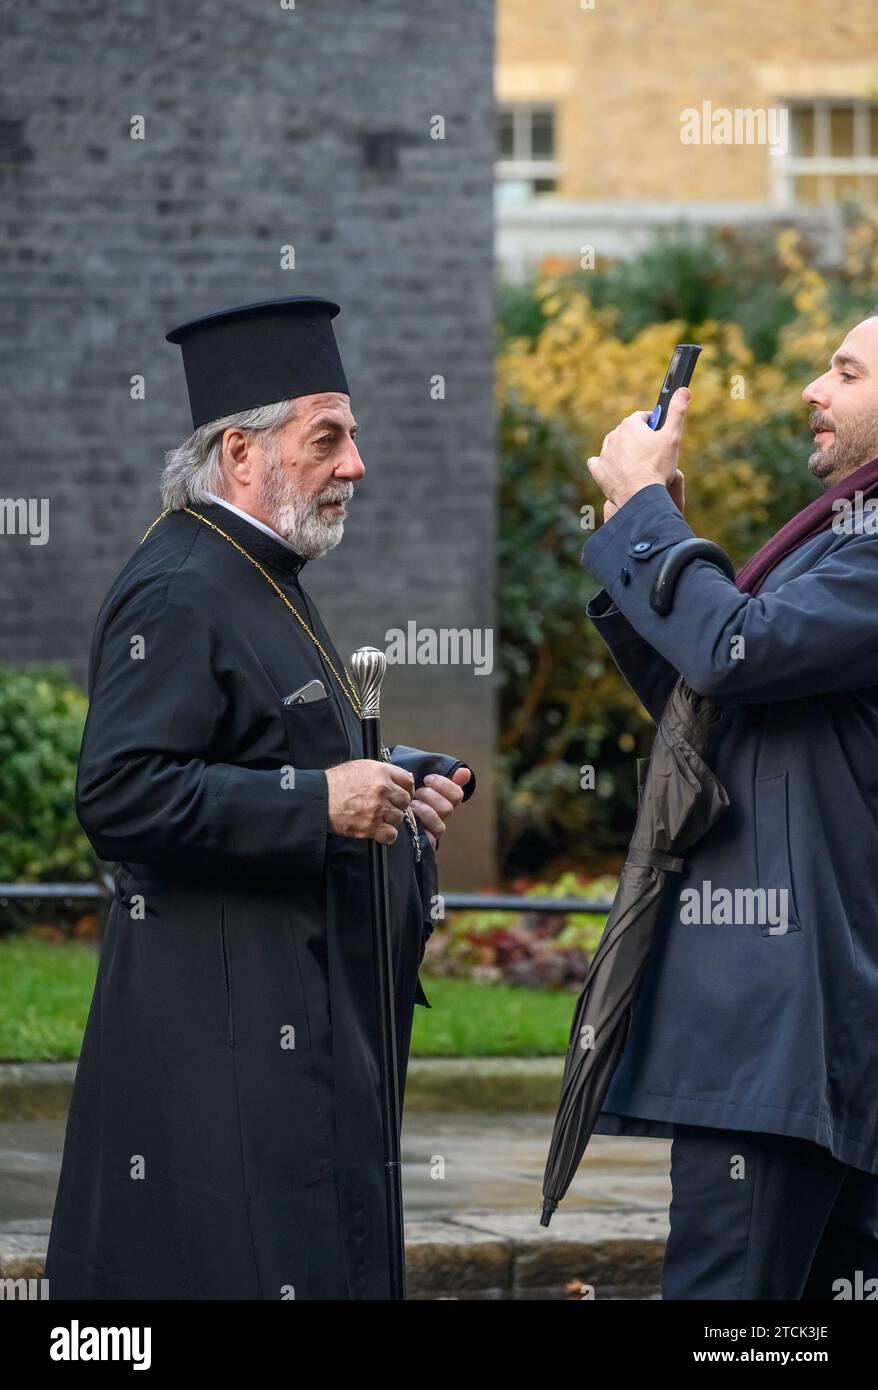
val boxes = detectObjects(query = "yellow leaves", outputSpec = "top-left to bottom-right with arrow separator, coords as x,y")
499,293 -> 772,469
776,316 -> 838,376
502,299 -> 676,437
500,218 -> 878,577
843,209 -> 878,287
774,225 -> 833,332
776,226 -> 806,274
497,266 -> 837,565
792,277 -> 831,327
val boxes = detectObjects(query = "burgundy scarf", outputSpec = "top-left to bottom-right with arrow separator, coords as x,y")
734,455 -> 878,596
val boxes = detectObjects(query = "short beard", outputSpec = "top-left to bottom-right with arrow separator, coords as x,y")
257,441 -> 353,559
808,411 -> 878,488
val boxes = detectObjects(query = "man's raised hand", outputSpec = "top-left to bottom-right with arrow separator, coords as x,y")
588,387 -> 691,512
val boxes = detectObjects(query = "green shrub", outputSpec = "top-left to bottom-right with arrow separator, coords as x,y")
0,666 -> 97,883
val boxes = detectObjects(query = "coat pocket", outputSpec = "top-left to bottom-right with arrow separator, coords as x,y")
280,691 -> 350,769
753,771 -> 801,936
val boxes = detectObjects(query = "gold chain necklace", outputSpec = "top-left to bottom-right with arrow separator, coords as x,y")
140,506 -> 422,860
141,506 -> 362,716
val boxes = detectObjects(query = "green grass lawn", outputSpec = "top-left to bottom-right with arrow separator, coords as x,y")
0,937 -> 99,1062
0,938 -> 574,1062
410,976 -> 574,1056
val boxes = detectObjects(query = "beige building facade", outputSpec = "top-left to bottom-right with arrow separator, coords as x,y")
497,0 -> 878,271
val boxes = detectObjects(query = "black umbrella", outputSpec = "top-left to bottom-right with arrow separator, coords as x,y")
350,645 -> 407,1299
540,540 -> 735,1226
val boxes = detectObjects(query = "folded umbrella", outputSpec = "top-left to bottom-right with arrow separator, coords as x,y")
540,674 -> 730,1225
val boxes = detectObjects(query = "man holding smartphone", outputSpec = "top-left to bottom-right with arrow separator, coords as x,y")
580,313 -> 878,1300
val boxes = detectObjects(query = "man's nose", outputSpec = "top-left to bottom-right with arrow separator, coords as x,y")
802,372 -> 830,407
336,442 -> 366,481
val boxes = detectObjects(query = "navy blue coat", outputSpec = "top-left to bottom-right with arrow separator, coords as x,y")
582,482 -> 878,1175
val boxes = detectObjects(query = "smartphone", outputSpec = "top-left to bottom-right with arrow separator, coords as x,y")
646,343 -> 701,430
283,679 -> 328,705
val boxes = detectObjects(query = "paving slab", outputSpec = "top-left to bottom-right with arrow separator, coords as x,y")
401,1112 -> 671,1215
0,1212 -> 664,1300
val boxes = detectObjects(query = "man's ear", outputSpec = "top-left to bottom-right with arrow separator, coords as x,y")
222,427 -> 252,485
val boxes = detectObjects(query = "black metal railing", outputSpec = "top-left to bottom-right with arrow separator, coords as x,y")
0,882 -> 111,901
442,892 -> 615,915
0,882 -> 616,921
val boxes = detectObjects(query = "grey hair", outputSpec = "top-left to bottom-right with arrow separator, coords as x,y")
160,399 -> 296,510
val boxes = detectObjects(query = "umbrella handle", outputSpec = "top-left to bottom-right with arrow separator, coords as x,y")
649,538 -> 736,616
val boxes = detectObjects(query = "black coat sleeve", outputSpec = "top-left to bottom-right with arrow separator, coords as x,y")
76,580 -> 328,877
584,482 -> 878,704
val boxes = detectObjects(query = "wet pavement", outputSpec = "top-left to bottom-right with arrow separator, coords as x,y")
0,1113 -> 670,1224
402,1112 -> 670,1215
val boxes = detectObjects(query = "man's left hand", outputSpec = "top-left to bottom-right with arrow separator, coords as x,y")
588,387 -> 691,512
411,767 -> 472,850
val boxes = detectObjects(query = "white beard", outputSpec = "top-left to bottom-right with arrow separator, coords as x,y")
258,446 -> 353,559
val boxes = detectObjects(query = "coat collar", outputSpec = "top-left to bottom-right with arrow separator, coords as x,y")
188,500 -> 308,578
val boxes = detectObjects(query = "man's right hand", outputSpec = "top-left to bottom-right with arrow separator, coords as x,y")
325,759 -> 415,844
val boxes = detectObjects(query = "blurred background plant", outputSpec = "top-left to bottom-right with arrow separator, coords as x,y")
425,870 -> 617,988
0,666 -> 98,934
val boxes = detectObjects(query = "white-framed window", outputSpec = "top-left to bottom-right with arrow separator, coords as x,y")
496,104 -> 559,204
774,99 -> 878,206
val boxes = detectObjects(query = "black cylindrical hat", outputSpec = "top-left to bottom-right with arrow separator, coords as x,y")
166,295 -> 350,429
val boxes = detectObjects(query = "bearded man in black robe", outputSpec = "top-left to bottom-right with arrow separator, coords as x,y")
46,296 -> 474,1300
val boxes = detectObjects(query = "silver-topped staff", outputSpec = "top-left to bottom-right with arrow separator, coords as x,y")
349,645 -> 406,1301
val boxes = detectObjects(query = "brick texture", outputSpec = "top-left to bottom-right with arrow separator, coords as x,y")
0,0 -> 497,885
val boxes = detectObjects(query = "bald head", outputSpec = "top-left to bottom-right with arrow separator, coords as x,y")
802,315 -> 878,487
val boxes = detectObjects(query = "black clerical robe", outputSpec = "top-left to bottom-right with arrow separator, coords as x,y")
45,502 -> 470,1300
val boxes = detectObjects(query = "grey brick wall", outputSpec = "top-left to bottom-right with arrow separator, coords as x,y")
0,0 -> 496,886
